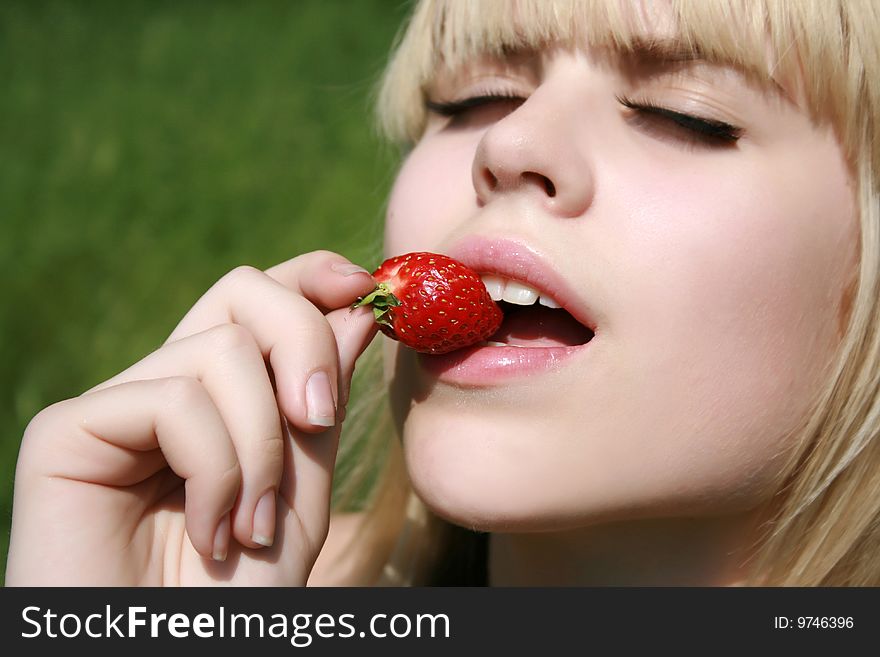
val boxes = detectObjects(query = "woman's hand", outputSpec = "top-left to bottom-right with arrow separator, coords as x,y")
5,251 -> 379,585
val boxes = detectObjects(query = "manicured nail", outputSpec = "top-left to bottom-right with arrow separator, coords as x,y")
331,262 -> 371,277
252,490 -> 276,547
306,370 -> 336,427
213,513 -> 230,562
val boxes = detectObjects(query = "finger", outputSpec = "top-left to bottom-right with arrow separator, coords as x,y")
272,305 -> 380,538
265,250 -> 381,418
27,377 -> 241,561
264,250 -> 376,313
88,324 -> 284,550
326,303 -> 381,416
164,262 -> 374,434
170,252 -> 375,344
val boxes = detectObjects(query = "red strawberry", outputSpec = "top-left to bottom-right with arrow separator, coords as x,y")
352,252 -> 503,354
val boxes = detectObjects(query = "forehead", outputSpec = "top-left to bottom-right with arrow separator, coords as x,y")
381,0 -> 848,146
426,0 -> 779,84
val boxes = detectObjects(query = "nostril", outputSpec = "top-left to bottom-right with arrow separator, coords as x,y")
522,171 -> 556,197
483,169 -> 498,191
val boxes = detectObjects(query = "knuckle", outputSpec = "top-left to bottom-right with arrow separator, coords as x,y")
222,264 -> 263,292
254,433 -> 285,465
217,460 -> 243,490
227,263 -> 262,280
306,249 -> 336,262
21,400 -> 70,449
207,322 -> 258,355
295,249 -> 342,274
160,376 -> 206,410
24,402 -> 63,434
294,249 -> 339,261
291,314 -> 336,346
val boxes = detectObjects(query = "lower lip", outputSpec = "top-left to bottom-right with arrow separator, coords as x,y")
416,341 -> 592,386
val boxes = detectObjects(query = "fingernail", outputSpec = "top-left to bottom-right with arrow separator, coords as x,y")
331,262 -> 371,277
306,370 -> 336,427
252,490 -> 276,547
213,513 -> 230,562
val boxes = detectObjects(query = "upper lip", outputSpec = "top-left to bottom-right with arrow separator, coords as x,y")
445,235 -> 598,333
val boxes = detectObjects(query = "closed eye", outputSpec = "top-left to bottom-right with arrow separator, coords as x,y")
425,93 -> 525,127
616,94 -> 743,147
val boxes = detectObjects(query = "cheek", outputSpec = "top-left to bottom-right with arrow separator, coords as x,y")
604,141 -> 857,498
384,134 -> 479,256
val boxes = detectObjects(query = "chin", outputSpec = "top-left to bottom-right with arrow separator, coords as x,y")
400,411 -> 534,531
400,408 -> 608,533
400,409 -> 779,535
407,471 -> 556,533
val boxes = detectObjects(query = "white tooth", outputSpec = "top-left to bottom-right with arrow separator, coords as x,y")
538,295 -> 562,309
502,280 -> 539,305
485,341 -> 507,347
480,275 -> 506,302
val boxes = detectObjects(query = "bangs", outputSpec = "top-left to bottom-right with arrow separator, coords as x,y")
376,0 -> 877,175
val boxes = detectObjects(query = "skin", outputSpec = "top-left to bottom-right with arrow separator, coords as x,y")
7,254 -> 379,585
5,13 -> 859,586
382,38 -> 858,584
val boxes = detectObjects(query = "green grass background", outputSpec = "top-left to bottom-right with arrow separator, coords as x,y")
1,0 -> 410,584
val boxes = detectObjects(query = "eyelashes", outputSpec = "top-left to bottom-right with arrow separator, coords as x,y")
424,93 -> 525,128
424,92 -> 524,117
614,94 -> 742,145
424,92 -> 743,147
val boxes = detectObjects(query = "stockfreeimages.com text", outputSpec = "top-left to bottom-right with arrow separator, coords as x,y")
21,605 -> 450,646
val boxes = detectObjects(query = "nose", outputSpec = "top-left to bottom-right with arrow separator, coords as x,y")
471,88 -> 594,218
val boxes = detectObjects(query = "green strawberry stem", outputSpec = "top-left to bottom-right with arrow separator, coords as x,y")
351,282 -> 401,328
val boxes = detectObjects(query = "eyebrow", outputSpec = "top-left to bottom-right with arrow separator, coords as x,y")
623,36 -> 792,103
625,36 -> 709,64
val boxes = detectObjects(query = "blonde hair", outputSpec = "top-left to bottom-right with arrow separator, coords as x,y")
332,0 -> 880,585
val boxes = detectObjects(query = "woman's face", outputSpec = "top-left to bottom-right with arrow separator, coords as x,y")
382,32 -> 857,531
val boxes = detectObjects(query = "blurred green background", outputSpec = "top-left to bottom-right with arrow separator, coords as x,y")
1,0 -> 409,583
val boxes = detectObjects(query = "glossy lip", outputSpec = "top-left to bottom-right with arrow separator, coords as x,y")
417,342 -> 589,387
415,235 -> 598,387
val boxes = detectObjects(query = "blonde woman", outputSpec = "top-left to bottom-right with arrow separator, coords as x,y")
7,0 -> 879,586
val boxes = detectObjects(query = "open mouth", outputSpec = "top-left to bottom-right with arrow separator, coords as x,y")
479,275 -> 595,348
